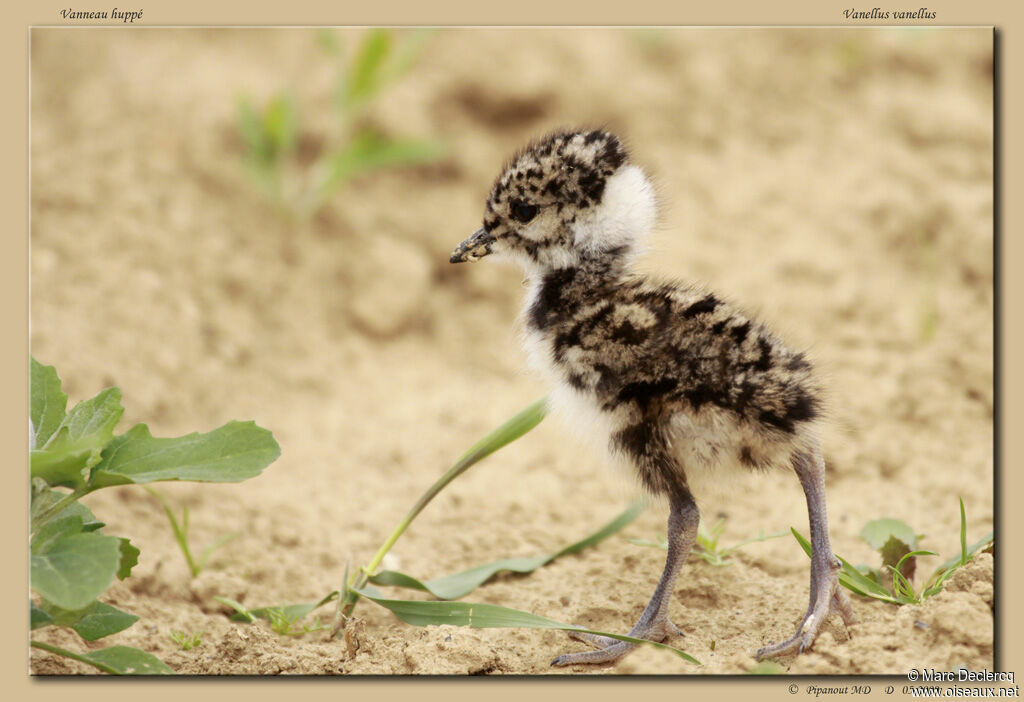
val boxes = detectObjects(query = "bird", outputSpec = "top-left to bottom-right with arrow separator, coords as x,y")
449,128 -> 855,667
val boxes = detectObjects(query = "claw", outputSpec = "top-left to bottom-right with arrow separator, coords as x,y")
754,568 -> 854,660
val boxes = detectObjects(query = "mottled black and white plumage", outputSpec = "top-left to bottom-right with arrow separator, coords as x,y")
451,129 -> 855,667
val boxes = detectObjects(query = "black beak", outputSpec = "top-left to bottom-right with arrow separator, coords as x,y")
450,228 -> 496,263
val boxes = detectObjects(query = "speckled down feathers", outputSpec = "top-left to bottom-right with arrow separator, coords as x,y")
462,128 -> 824,501
524,267 -> 823,497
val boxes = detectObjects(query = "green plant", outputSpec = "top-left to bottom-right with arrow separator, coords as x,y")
219,399 -> 700,665
169,630 -> 203,651
30,357 -> 281,674
792,498 -> 993,606
629,517 -> 787,566
146,487 -> 241,578
236,28 -> 444,217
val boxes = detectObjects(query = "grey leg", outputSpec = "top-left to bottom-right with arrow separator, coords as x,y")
551,491 -> 699,666
755,440 -> 855,660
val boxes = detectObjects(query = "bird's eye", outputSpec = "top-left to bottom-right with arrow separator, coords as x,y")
511,201 -> 539,224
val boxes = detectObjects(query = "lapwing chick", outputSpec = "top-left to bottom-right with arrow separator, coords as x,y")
450,129 -> 855,666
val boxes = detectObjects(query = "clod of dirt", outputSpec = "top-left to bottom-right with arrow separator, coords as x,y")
444,85 -> 554,129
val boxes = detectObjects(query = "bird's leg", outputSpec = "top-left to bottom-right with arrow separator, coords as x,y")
755,440 -> 856,660
551,490 -> 699,666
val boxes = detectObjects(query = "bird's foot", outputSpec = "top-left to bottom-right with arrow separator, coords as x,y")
755,562 -> 856,660
552,617 -> 683,667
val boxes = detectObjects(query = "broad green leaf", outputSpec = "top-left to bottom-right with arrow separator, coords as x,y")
32,640 -> 172,675
369,500 -> 644,600
351,588 -> 701,665
81,645 -> 174,675
30,357 -> 67,449
31,601 -> 54,630
31,531 -> 123,610
90,421 -> 281,488
31,515 -> 85,554
40,600 -> 139,641
116,538 -> 140,580
860,518 -> 918,551
32,387 -> 124,488
30,487 -> 104,532
345,29 -> 392,104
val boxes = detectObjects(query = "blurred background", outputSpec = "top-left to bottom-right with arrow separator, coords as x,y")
30,28 -> 993,674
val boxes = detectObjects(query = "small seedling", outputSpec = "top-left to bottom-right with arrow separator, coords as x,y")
29,357 -> 280,674
265,608 -> 329,637
629,517 -> 787,566
792,498 -> 993,605
217,595 -> 334,638
169,630 -> 203,651
236,28 -> 444,217
146,487 -> 241,578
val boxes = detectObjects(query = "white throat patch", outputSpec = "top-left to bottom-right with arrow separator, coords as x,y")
572,165 -> 656,257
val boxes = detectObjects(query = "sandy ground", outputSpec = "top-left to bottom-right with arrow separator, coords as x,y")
29,28 -> 993,675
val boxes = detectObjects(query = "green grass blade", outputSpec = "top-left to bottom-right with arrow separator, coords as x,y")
790,527 -> 812,557
214,596 -> 254,623
959,497 -> 968,566
232,591 -> 340,624
196,531 -> 242,572
719,529 -> 789,557
236,98 -> 268,162
340,399 -> 547,619
626,537 -> 668,549
309,134 -> 445,213
380,29 -> 432,86
351,588 -> 700,665
345,29 -> 392,104
791,529 -> 898,603
931,531 -> 994,578
370,500 -> 645,600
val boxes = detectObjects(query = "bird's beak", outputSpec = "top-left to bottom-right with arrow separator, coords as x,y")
450,228 -> 496,263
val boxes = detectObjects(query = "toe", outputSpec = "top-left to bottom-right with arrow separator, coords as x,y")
568,630 -> 618,649
550,641 -> 636,667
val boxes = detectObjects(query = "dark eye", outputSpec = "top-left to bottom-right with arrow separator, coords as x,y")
511,201 -> 539,224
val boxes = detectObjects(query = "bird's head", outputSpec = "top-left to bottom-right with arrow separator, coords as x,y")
450,129 -> 656,275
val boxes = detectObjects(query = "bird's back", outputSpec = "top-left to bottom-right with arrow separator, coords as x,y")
524,264 -> 823,495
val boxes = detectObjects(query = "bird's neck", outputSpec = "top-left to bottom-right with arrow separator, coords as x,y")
524,248 -> 634,333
